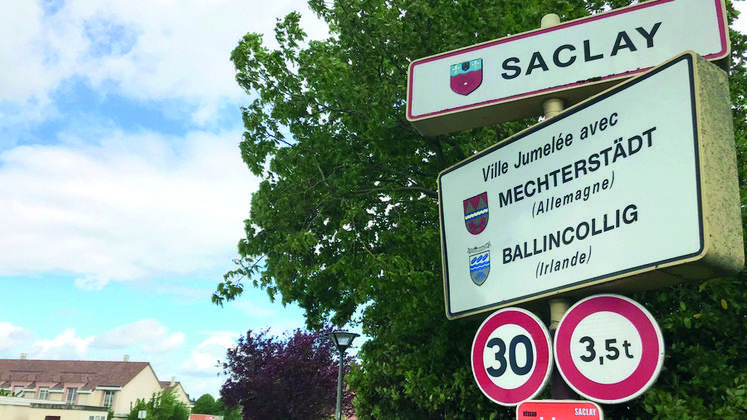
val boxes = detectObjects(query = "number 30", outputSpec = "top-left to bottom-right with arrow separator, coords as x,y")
486,335 -> 534,378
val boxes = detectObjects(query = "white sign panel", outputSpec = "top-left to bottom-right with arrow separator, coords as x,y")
439,53 -> 703,319
407,0 -> 729,135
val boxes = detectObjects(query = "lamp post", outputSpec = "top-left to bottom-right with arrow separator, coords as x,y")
326,330 -> 359,420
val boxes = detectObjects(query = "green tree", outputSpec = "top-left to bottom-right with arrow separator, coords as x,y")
217,0 -> 747,418
192,394 -> 241,419
215,398 -> 242,420
127,390 -> 190,420
192,394 -> 218,415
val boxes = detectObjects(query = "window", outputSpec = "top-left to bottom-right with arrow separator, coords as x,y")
103,390 -> 115,408
44,416 -> 61,420
65,387 -> 77,404
13,385 -> 24,397
38,388 -> 49,400
89,416 -> 106,420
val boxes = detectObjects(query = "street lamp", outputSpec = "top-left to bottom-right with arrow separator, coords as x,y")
326,331 -> 359,420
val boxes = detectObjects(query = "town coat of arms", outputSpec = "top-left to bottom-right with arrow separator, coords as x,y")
450,59 -> 483,95
468,242 -> 490,286
463,192 -> 489,235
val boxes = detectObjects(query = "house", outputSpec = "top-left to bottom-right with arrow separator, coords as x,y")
0,357 -> 190,419
159,378 -> 190,406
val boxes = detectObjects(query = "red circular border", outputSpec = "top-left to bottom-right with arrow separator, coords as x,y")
554,295 -> 664,403
471,308 -> 552,406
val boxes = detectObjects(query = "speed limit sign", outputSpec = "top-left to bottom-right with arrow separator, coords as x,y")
471,307 -> 553,406
554,294 -> 665,404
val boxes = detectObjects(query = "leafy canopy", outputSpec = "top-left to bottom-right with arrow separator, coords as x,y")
191,394 -> 218,415
191,394 -> 241,420
126,390 -> 189,420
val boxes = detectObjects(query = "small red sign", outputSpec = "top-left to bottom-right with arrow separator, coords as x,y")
517,400 -> 603,420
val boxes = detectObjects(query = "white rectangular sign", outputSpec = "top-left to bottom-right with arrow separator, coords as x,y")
438,53 -> 740,319
407,0 -> 729,136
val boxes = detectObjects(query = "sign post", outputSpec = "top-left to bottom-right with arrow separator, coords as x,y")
553,294 -> 665,404
439,52 -> 743,320
471,308 -> 553,406
415,0 -> 744,411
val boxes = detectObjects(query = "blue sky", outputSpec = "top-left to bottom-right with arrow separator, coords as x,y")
0,0 -> 330,399
2,0 -> 746,402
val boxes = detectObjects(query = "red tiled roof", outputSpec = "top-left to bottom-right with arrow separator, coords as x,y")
0,359 -> 153,389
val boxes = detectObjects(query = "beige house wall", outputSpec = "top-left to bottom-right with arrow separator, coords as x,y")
111,366 -> 162,417
0,397 -> 108,420
89,389 -> 102,407
27,406 -> 106,420
169,383 -> 190,406
76,391 -> 91,405
0,402 -> 25,420
87,389 -> 111,410
48,390 -> 64,402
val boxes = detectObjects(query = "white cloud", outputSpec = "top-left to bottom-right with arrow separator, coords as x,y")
180,332 -> 237,377
92,319 -> 185,353
0,323 -> 34,351
74,275 -> 111,291
0,128 -> 257,286
231,299 -> 308,336
30,328 -> 94,359
737,3 -> 747,35
0,2 -> 57,102
174,332 -> 239,398
232,300 -> 281,319
0,0 -> 329,123
145,332 -> 186,354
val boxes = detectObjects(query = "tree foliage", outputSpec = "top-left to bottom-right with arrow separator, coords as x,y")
193,393 -> 241,420
126,390 -> 189,420
192,394 -> 218,415
218,0 -> 747,418
217,400 -> 243,420
219,328 -> 354,420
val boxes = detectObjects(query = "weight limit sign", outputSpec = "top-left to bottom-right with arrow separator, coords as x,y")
471,307 -> 553,406
554,294 -> 665,404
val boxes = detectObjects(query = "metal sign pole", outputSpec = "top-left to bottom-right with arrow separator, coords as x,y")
541,13 -> 577,400
549,298 -> 576,399
540,13 -> 564,120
